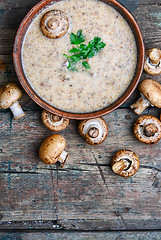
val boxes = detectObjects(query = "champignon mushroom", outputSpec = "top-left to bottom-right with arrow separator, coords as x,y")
133,115 -> 161,144
0,82 -> 25,120
130,79 -> 161,115
78,117 -> 108,145
41,110 -> 69,131
144,48 -> 161,75
39,134 -> 69,167
40,10 -> 69,38
111,150 -> 140,177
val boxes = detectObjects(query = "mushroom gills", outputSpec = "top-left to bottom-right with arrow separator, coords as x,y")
10,101 -> 26,120
121,158 -> 132,171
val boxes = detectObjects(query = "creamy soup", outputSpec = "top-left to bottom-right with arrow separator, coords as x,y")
22,0 -> 137,113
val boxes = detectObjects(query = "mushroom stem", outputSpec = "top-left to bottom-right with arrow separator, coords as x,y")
10,101 -> 25,120
86,124 -> 102,140
58,150 -> 69,168
143,123 -> 158,137
88,127 -> 99,138
112,160 -> 126,174
50,115 -> 63,126
130,95 -> 151,115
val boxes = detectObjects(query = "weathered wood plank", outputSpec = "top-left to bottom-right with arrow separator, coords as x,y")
0,171 -> 58,221
0,0 -> 161,232
0,231 -> 161,240
0,0 -> 160,10
0,109 -> 160,229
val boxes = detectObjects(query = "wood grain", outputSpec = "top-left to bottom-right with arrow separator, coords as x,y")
0,0 -> 161,232
0,109 -> 160,229
0,231 -> 161,240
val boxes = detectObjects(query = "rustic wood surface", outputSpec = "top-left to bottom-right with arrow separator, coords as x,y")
0,0 -> 161,238
0,231 -> 161,240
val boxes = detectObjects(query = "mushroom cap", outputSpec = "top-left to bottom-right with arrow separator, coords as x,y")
144,48 -> 161,75
111,150 -> 140,177
138,79 -> 161,108
0,82 -> 22,109
78,117 -> 108,145
40,10 -> 69,38
41,110 -> 69,131
39,134 -> 66,164
133,115 -> 161,144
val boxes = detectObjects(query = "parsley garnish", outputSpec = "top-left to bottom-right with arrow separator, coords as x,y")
64,30 -> 106,71
70,29 -> 85,45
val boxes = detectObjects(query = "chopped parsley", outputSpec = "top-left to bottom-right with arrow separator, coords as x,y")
64,30 -> 106,71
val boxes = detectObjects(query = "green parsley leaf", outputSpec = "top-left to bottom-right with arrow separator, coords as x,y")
67,60 -> 77,71
70,53 -> 83,62
69,48 -> 80,53
86,50 -> 95,58
70,30 -> 85,45
70,33 -> 77,45
82,61 -> 91,69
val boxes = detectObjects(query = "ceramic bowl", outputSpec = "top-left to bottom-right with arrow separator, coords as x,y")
13,0 -> 144,119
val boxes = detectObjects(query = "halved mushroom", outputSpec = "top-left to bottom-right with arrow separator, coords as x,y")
40,10 -> 69,38
0,82 -> 25,120
133,115 -> 161,144
144,48 -> 161,75
78,117 -> 108,145
41,110 -> 69,131
130,79 -> 161,115
39,134 -> 69,167
111,150 -> 140,177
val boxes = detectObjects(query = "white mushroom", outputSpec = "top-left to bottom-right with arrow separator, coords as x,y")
111,150 -> 140,177
144,48 -> 161,75
40,10 -> 69,38
0,82 -> 25,120
133,115 -> 161,144
39,134 -> 69,167
130,79 -> 161,115
78,117 -> 108,145
41,110 -> 69,131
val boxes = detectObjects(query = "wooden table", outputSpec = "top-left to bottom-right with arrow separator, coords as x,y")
0,0 -> 161,239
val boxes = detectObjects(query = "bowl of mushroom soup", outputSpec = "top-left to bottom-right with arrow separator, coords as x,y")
13,0 -> 144,119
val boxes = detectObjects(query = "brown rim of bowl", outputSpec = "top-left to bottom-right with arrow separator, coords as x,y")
13,0 -> 145,120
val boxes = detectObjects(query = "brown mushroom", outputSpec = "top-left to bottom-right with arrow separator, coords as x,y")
41,110 -> 69,131
144,48 -> 161,75
0,82 -> 25,120
40,10 -> 69,38
39,134 -> 69,167
111,150 -> 140,177
78,117 -> 108,145
133,115 -> 161,144
130,79 -> 161,115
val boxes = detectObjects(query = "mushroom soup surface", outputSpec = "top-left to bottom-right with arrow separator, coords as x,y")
22,0 -> 137,113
